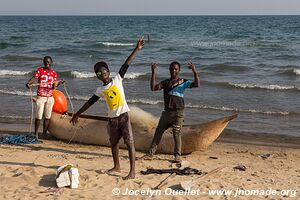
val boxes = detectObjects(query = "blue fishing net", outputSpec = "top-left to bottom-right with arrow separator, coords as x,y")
0,134 -> 39,144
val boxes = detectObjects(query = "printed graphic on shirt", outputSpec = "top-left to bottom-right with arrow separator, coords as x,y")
102,84 -> 123,110
168,80 -> 192,98
34,68 -> 57,97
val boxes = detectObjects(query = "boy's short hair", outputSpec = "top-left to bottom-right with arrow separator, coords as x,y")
170,61 -> 181,69
94,61 -> 109,73
43,56 -> 52,62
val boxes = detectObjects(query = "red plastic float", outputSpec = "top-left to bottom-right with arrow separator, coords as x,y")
52,90 -> 68,114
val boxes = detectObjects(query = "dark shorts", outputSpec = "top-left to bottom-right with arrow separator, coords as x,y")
107,112 -> 134,146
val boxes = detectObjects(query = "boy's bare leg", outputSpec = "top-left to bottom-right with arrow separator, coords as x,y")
123,143 -> 135,180
107,144 -> 121,173
43,118 -> 50,135
34,119 -> 41,137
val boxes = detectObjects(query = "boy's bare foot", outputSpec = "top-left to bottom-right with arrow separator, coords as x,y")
174,155 -> 182,163
106,167 -> 121,173
123,173 -> 135,180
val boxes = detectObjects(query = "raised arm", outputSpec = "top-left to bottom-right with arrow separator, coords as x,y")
70,95 -> 100,125
150,63 -> 162,91
188,61 -> 200,88
119,36 -> 144,78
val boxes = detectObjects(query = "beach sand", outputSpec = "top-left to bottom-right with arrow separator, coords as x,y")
0,124 -> 299,200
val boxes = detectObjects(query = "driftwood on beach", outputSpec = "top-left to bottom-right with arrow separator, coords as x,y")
48,106 -> 237,154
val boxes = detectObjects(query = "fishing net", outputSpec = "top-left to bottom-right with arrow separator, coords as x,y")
0,134 -> 39,144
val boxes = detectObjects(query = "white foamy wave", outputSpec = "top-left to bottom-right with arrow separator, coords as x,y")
0,89 -> 35,96
229,83 -> 296,90
71,71 -> 95,79
71,95 -> 91,101
109,72 -> 146,79
97,42 -> 135,46
186,104 -> 290,115
293,69 -> 300,76
71,71 -> 146,79
69,95 -> 160,105
0,115 -> 30,119
70,94 -> 161,105
124,72 -> 146,79
0,70 -> 31,76
128,99 -> 163,105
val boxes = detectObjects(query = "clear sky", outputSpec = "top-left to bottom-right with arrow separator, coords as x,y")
0,0 -> 299,15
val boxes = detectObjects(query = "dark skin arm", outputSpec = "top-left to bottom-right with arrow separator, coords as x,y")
26,76 -> 36,89
119,36 -> 144,78
70,95 -> 100,125
26,77 -> 65,89
150,63 -> 161,91
187,61 -> 200,88
53,79 -> 65,88
125,36 -> 144,65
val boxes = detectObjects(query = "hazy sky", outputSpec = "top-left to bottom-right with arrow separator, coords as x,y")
0,0 -> 299,15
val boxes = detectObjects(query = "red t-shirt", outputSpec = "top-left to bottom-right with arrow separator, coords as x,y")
34,67 -> 57,97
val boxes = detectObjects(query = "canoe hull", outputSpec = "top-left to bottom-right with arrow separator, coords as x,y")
49,106 -> 237,154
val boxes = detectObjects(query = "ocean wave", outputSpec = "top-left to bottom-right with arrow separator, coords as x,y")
203,81 -> 299,91
0,115 -> 30,120
97,42 -> 135,46
0,89 -> 35,96
0,89 -> 296,117
70,95 -> 91,101
10,36 -> 31,40
0,42 -> 25,49
34,47 -> 84,55
71,71 -> 95,79
2,55 -> 41,61
44,93 -> 162,105
203,63 -> 250,72
124,72 -> 147,79
0,69 -> 146,80
0,89 -> 92,101
274,67 -> 300,77
185,104 -> 294,116
127,99 -> 163,105
70,95 -> 162,105
0,70 -> 32,76
293,69 -> 300,76
229,83 -> 297,91
70,71 -> 146,79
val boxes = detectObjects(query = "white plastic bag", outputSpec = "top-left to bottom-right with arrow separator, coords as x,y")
56,164 -> 79,188
69,168 -> 79,188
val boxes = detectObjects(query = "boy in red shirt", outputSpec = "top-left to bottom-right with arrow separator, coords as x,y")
26,56 -> 64,138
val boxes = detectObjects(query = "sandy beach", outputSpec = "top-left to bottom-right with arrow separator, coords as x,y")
0,123 -> 299,200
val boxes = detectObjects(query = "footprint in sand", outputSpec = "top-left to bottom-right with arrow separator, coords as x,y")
47,154 -> 68,159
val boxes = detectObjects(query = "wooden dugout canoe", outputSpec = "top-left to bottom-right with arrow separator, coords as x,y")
48,106 -> 237,154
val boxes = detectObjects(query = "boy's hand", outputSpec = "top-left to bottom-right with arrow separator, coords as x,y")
187,61 -> 197,72
70,114 -> 79,125
25,82 -> 32,89
136,35 -> 145,50
151,63 -> 158,73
